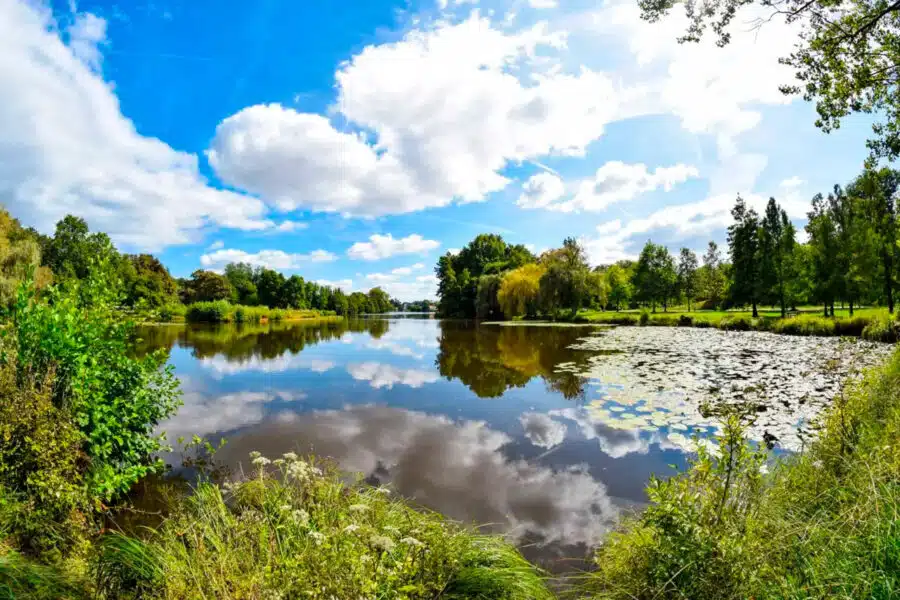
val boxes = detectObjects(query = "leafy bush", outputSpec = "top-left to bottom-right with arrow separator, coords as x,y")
185,300 -> 231,323
155,303 -> 185,323
9,276 -> 181,500
648,315 -> 678,326
717,315 -> 752,331
677,314 -> 693,326
770,314 -> 836,336
639,309 -> 650,326
833,315 -> 870,337
862,313 -> 899,342
96,454 -> 552,600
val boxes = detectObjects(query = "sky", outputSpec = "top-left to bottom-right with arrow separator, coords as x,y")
0,0 -> 880,301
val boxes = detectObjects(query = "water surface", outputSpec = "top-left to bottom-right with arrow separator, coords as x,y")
141,318 -> 889,571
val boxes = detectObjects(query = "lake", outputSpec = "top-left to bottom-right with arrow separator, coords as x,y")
139,317 -> 891,572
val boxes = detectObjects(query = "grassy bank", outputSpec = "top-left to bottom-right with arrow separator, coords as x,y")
577,307 -> 900,341
2,454 -> 551,600
183,300 -> 338,324
583,346 -> 900,600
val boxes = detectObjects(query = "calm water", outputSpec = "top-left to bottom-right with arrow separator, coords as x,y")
138,318 -> 890,572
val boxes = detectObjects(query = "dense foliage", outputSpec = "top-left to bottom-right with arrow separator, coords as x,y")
437,168 -> 900,320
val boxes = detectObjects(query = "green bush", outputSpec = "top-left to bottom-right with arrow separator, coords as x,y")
677,314 -> 693,326
862,313 -> 899,342
833,315 -> 870,337
96,454 -> 552,600
9,275 -> 181,500
648,314 -> 678,327
185,300 -> 231,323
770,314 -> 836,336
717,315 -> 752,331
155,303 -> 185,323
639,309 -> 650,326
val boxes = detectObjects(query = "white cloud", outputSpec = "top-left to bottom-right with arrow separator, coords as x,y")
529,0 -> 558,7
206,240 -> 225,251
200,248 -> 337,270
447,248 -> 461,256
520,161 -> 699,212
207,14 -> 623,217
780,176 -> 805,189
517,172 -> 565,209
347,233 -> 440,261
273,220 -> 307,233
520,412 -> 567,449
347,362 -> 439,389
160,389 -> 304,440
0,2 -> 273,251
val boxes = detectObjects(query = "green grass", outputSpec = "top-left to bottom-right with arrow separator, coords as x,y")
578,306 -> 897,339
89,454 -> 552,600
583,345 -> 900,600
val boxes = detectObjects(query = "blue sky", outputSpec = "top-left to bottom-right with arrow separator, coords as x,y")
1,0 -> 879,300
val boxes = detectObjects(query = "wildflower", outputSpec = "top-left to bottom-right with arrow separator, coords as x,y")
309,531 -> 326,545
292,509 -> 310,526
343,524 -> 360,534
401,537 -> 424,548
252,456 -> 271,467
382,525 -> 400,536
273,458 -> 285,467
249,451 -> 262,460
370,535 -> 395,552
279,504 -> 292,512
348,503 -> 370,513
374,487 -> 391,495
283,451 -> 299,461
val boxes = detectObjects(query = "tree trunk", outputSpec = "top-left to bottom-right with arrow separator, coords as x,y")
849,298 -> 854,317
780,286 -> 786,318
824,302 -> 828,317
752,301 -> 758,319
885,249 -> 894,313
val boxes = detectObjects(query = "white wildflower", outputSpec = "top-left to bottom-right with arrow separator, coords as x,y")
401,537 -> 424,548
273,458 -> 285,467
370,535 -> 395,552
309,531 -> 326,545
374,487 -> 391,495
252,456 -> 271,467
382,525 -> 400,536
343,524 -> 360,534
292,509 -> 310,526
249,451 -> 262,460
283,452 -> 299,462
348,503 -> 370,513
279,504 -> 292,512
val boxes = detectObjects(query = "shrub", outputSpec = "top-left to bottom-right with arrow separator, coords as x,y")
639,309 -> 650,326
862,313 -> 899,342
677,314 -> 693,326
770,314 -> 836,336
185,300 -> 231,323
9,275 -> 181,500
717,315 -> 752,331
649,315 -> 678,327
96,454 -> 552,600
155,303 -> 184,323
833,315 -> 870,337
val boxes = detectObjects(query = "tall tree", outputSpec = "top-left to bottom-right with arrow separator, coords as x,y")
677,248 -> 699,311
633,241 -> 677,312
538,237 -> 592,318
224,263 -> 259,305
759,197 -> 796,317
700,241 -> 726,308
605,263 -> 632,311
727,196 -> 761,317
184,270 -> 232,303
847,167 -> 900,313
807,193 -> 841,316
45,215 -> 119,282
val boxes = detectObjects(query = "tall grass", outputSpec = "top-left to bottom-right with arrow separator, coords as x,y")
583,347 -> 900,599
93,454 -> 552,600
185,302 -> 337,324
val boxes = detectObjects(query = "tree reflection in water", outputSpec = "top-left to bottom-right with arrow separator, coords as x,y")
435,322 -> 595,401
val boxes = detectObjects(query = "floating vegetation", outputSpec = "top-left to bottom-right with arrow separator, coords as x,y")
558,327 -> 892,451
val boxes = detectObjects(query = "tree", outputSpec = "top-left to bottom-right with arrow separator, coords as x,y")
121,254 -> 178,309
700,241 -> 727,308
366,287 -> 393,314
538,238 -> 592,318
280,275 -> 307,309
184,270 -> 232,303
586,270 -> 610,310
254,268 -> 286,308
727,196 -> 761,317
807,193 -> 841,316
847,167 -> 900,312
677,248 -> 699,311
45,215 -> 120,282
633,241 -> 677,312
476,274 -> 504,320
224,263 -> 258,305
605,263 -> 632,311
759,198 -> 796,317
498,264 -> 545,318
637,0 -> 900,161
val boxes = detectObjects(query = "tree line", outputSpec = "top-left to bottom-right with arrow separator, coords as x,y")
436,167 -> 900,320
0,208 -> 403,317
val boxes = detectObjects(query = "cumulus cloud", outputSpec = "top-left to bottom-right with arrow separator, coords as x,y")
316,278 -> 354,292
347,362 -> 439,389
200,248 -> 336,270
273,220 -> 307,233
200,354 -> 337,377
0,2 -> 273,250
347,234 -> 440,261
520,162 -> 698,212
207,15 -> 623,217
160,389 -> 305,440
